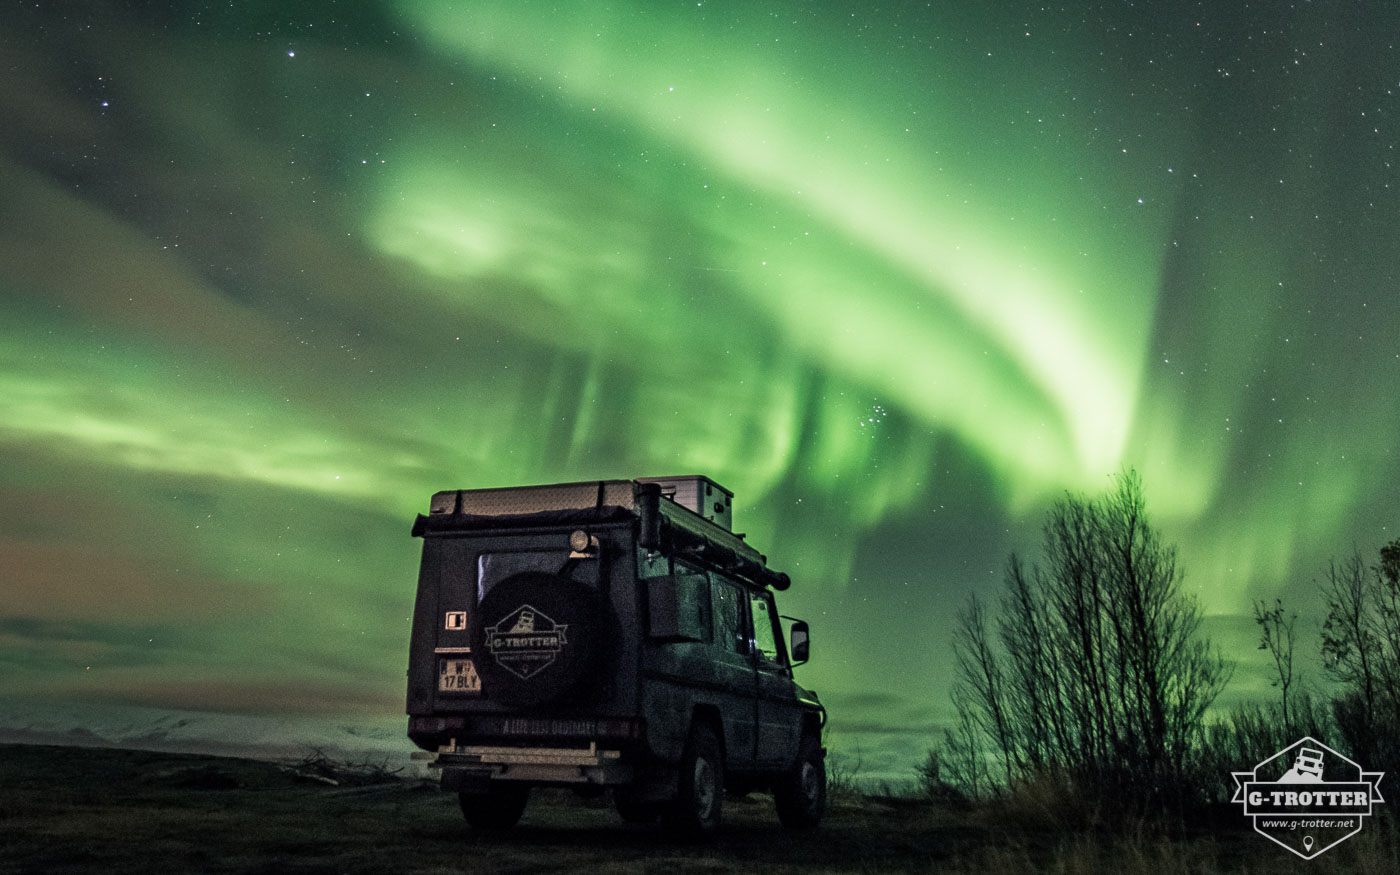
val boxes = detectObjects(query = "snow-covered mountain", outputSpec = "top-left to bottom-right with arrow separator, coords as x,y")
0,698 -> 419,768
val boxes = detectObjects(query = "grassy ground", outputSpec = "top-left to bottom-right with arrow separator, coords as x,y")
0,744 -> 1393,874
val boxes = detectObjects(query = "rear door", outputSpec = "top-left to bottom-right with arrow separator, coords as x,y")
414,529 -> 632,715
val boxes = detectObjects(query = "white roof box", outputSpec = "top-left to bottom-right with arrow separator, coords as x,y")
637,475 -> 733,531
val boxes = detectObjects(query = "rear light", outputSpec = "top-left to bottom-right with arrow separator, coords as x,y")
596,719 -> 639,739
409,716 -> 466,733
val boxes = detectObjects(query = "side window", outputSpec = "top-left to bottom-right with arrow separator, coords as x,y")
711,579 -> 746,653
749,594 -> 782,662
673,562 -> 713,644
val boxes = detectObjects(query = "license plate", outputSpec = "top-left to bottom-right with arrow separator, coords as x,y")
438,658 -> 482,693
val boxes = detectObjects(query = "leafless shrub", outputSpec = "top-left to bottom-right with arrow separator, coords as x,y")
282,748 -> 404,787
823,739 -> 865,805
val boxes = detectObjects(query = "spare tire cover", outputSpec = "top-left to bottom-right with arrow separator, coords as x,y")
471,571 -> 605,707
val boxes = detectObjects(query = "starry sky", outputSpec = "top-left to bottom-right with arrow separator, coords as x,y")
2,2 -> 1398,779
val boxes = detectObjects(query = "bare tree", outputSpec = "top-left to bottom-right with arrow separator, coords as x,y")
1254,598 -> 1298,731
1320,541 -> 1400,776
1321,552 -> 1378,730
951,594 -> 1016,787
941,708 -> 994,801
998,555 -> 1055,772
937,470 -> 1232,816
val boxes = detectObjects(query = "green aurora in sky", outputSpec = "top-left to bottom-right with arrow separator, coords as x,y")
1,2 -> 1397,776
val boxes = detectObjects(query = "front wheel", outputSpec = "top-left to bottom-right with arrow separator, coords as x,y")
665,725 -> 723,837
459,783 -> 529,830
773,736 -> 826,828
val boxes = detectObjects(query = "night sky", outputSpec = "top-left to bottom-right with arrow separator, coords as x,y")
3,2 -> 1398,779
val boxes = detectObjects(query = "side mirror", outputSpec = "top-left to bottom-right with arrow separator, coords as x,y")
789,620 -> 810,665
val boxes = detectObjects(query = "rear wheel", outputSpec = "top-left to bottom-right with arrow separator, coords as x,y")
665,725 -> 724,837
458,783 -> 529,830
773,735 -> 826,829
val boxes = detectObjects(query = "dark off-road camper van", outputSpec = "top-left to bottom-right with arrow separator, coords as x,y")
405,477 -> 826,835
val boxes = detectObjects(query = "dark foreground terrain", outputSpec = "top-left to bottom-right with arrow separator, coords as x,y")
0,744 -> 1394,874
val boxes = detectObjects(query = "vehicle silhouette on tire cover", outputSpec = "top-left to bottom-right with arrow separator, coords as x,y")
405,477 -> 826,835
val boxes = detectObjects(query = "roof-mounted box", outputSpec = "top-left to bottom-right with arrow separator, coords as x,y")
637,475 -> 733,531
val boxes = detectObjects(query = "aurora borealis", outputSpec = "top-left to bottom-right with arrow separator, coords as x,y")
2,2 -> 1398,778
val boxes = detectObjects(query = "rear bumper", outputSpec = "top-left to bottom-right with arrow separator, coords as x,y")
429,741 -> 632,789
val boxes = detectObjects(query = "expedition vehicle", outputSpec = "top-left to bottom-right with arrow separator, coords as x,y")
405,476 -> 826,834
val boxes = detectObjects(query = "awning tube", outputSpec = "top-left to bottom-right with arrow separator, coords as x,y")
637,482 -> 662,551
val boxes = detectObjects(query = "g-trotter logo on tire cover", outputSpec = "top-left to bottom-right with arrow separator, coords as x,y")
484,605 -> 568,679
1231,736 -> 1385,859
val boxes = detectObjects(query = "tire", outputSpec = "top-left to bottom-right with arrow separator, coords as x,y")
459,783 -> 529,830
773,735 -> 826,829
613,787 -> 660,824
665,725 -> 724,837
471,571 -> 605,707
